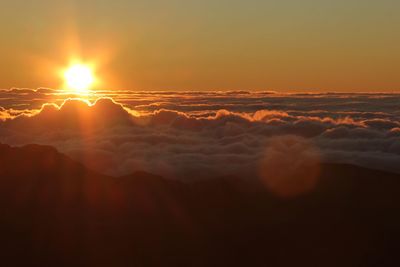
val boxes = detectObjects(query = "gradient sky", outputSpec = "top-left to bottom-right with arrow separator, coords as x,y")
0,0 -> 399,91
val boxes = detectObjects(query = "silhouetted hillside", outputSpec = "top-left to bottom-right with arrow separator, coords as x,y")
0,143 -> 400,267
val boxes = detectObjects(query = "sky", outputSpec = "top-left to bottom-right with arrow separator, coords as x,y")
0,0 -> 399,91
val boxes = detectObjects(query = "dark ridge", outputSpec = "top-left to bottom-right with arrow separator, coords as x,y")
0,143 -> 400,267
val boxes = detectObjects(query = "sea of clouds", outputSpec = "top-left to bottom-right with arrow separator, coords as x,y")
0,88 -> 399,179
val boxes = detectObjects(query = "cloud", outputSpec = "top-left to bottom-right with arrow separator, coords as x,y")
6,98 -> 133,132
0,90 -> 399,179
362,119 -> 400,130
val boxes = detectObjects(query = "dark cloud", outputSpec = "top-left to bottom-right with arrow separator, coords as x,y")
0,90 -> 399,178
362,119 -> 400,130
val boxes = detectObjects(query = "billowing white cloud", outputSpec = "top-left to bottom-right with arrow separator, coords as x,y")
0,90 -> 399,179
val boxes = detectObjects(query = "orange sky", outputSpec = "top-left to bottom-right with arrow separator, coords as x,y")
0,0 -> 399,92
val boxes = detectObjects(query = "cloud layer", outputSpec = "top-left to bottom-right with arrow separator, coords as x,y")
0,89 -> 399,179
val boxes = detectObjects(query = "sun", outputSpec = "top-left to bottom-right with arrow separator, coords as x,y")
64,63 -> 95,93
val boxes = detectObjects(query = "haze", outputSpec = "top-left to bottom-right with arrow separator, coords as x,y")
1,0 -> 399,91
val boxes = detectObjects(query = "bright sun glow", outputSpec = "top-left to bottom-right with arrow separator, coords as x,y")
64,64 -> 95,93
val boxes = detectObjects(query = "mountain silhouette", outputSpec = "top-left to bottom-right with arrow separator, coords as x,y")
0,143 -> 400,267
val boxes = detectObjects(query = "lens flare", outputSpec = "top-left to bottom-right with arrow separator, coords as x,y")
259,135 -> 321,198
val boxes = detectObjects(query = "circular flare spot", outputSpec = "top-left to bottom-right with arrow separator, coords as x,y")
259,135 -> 321,198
